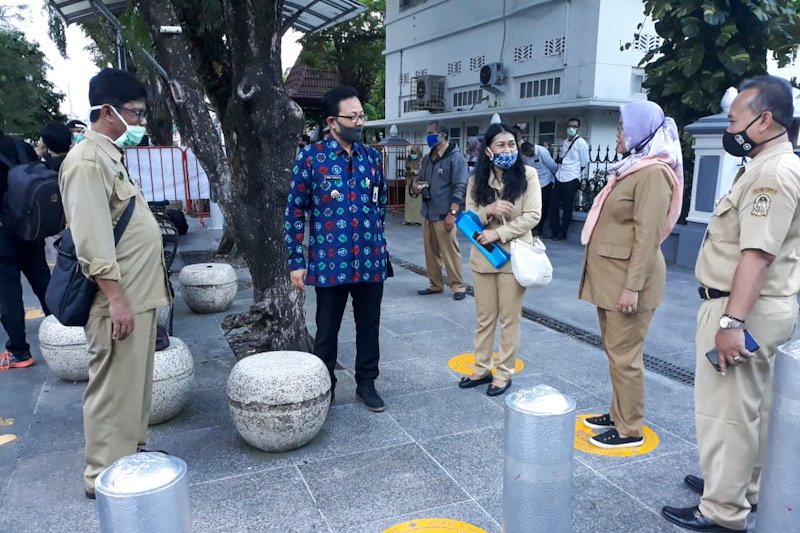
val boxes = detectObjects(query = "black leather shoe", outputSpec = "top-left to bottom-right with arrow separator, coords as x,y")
453,292 -> 466,301
458,374 -> 492,389
85,489 -> 96,500
683,475 -> 757,512
487,380 -> 512,396
417,288 -> 443,296
661,505 -> 746,532
356,384 -> 385,412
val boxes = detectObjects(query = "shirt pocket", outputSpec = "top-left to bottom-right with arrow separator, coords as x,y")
706,197 -> 738,242
596,242 -> 632,260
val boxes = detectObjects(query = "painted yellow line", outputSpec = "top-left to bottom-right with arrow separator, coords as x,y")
448,352 -> 524,376
574,414 -> 659,457
384,518 -> 488,533
25,308 -> 45,320
0,434 -> 17,447
0,417 -> 14,427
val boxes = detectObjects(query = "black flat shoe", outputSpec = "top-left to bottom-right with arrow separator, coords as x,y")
458,374 -> 492,389
417,288 -> 443,296
85,489 -> 96,500
487,380 -> 512,396
453,292 -> 466,301
661,505 -> 746,532
683,475 -> 757,512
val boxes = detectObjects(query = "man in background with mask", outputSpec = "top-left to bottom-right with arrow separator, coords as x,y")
59,68 -> 170,498
66,119 -> 87,145
549,117 -> 589,240
662,75 -> 800,533
411,120 -> 468,300
285,86 -> 389,412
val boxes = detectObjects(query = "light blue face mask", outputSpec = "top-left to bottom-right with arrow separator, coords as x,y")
491,151 -> 518,169
72,132 -> 84,145
89,104 -> 146,147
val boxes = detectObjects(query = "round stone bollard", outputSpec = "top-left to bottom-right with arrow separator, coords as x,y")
149,337 -> 194,425
226,351 -> 331,452
155,303 -> 172,331
38,315 -> 90,382
96,452 -> 191,533
178,262 -> 237,314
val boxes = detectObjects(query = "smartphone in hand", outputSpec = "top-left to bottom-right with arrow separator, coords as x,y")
706,330 -> 760,372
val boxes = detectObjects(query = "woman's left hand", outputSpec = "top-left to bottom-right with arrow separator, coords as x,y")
617,288 -> 639,314
477,229 -> 500,245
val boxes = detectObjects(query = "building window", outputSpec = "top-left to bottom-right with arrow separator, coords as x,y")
634,33 -> 662,52
449,127 -> 461,149
544,36 -> 566,57
519,77 -> 561,99
447,61 -> 462,76
469,55 -> 486,72
467,126 -> 480,138
453,88 -> 484,108
400,0 -> 427,12
513,44 -> 533,63
632,72 -> 645,94
538,120 -> 556,147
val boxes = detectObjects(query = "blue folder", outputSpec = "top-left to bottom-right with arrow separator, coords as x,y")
456,210 -> 510,269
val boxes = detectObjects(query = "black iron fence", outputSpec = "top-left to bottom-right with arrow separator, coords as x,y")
550,143 -> 620,212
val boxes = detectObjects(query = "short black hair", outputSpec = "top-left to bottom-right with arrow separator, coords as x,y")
88,68 -> 147,122
739,75 -> 794,130
321,86 -> 359,120
567,117 -> 581,126
41,122 -> 72,153
65,119 -> 86,129
428,120 -> 449,138
520,142 -> 534,155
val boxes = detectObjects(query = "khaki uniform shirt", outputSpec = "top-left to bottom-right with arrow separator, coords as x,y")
59,129 -> 170,316
579,165 -> 674,311
695,142 -> 800,297
466,165 -> 542,274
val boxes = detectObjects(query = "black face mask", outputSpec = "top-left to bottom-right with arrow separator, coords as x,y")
335,121 -> 363,145
722,113 -> 786,158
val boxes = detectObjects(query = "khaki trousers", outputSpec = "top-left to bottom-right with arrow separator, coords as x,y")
83,309 -> 157,491
597,308 -> 655,438
422,219 -> 466,293
473,271 -> 525,381
695,296 -> 797,530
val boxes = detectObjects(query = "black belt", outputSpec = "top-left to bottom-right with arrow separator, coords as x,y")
698,287 -> 730,300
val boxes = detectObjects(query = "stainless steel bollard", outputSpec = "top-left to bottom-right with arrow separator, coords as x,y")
756,340 -> 800,533
95,452 -> 191,533
503,385 -> 576,533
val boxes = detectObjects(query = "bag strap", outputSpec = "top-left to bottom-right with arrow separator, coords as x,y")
561,136 -> 579,161
13,139 -> 31,164
113,198 -> 136,245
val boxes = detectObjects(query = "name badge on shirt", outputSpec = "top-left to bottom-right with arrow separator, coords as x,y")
371,184 -> 380,205
323,175 -> 340,181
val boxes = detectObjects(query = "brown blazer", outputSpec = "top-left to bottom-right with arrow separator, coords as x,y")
579,165 -> 674,311
466,165 -> 542,274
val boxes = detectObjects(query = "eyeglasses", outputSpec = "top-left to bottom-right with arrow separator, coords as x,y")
116,106 -> 147,121
335,114 -> 368,124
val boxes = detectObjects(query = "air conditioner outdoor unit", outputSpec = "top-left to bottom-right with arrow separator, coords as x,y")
480,62 -> 507,95
412,75 -> 446,112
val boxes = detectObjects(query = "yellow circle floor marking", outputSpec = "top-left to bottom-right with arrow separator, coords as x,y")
24,308 -> 45,320
0,434 -> 17,447
448,352 -> 525,376
574,414 -> 659,457
384,518 -> 488,533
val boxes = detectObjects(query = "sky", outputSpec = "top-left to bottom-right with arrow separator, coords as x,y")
9,0 -> 303,121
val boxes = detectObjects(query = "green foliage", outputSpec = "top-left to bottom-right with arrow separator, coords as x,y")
640,0 -> 800,131
297,0 -> 385,119
0,29 -> 65,138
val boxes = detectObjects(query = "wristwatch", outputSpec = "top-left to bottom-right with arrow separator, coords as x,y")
449,208 -> 458,216
719,314 -> 745,329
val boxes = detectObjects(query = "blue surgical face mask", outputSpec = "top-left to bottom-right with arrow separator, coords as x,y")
409,153 -> 419,160
426,133 -> 440,148
491,151 -> 518,169
566,127 -> 578,138
72,132 -> 84,145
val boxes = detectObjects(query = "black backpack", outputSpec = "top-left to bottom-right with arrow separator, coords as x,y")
0,140 -> 65,241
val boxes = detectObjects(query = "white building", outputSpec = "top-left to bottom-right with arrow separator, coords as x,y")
371,0 -> 659,156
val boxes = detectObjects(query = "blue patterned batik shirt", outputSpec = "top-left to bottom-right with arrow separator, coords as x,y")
284,138 -> 389,287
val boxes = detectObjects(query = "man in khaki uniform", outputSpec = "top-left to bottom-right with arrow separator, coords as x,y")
662,76 -> 800,532
59,69 -> 170,498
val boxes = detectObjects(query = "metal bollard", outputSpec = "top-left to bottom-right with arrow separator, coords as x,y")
95,452 -> 191,533
503,385 -> 576,533
756,340 -> 800,533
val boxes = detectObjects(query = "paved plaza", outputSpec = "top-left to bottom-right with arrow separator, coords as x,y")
0,212 -> 767,532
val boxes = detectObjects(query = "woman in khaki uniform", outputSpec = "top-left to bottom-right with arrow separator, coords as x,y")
579,101 -> 683,448
458,124 -> 541,396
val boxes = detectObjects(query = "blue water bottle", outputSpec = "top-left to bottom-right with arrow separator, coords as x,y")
456,210 -> 510,269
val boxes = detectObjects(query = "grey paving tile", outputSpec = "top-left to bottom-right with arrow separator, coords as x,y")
191,466 -> 330,532
381,310 -> 464,336
18,398 -> 85,459
484,372 -> 606,412
388,387 -> 503,441
344,500 -> 500,533
648,391 -> 697,445
371,357 -> 459,398
299,443 -> 470,530
190,356 -> 234,390
147,385 -> 231,435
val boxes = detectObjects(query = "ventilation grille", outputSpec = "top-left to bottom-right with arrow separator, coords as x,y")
634,33 -> 662,52
544,36 -> 566,56
447,61 -> 462,76
513,44 -> 533,63
452,88 -> 484,108
469,55 -> 486,71
399,72 -> 410,85
520,77 -> 561,99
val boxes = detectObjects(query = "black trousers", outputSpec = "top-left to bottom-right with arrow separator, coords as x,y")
0,229 -> 51,355
548,179 -> 580,237
314,282 -> 383,389
533,182 -> 554,235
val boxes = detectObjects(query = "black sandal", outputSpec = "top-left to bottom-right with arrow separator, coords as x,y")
458,374 -> 493,389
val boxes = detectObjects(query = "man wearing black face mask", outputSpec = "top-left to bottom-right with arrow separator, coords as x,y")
662,75 -> 800,532
285,86 -> 389,412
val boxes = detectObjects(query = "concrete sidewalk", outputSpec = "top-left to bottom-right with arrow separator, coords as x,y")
0,211 -> 760,532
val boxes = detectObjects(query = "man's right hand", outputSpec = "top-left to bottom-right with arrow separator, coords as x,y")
108,295 -> 134,342
290,269 -> 307,290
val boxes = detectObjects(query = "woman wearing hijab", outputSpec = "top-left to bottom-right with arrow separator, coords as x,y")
579,101 -> 683,448
459,124 -> 541,396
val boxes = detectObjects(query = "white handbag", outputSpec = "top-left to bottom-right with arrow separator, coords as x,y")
509,236 -> 553,288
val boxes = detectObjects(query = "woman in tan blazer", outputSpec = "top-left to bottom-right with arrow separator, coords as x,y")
459,124 -> 542,396
579,101 -> 683,448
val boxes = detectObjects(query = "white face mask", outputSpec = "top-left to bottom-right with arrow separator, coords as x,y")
89,105 -> 146,148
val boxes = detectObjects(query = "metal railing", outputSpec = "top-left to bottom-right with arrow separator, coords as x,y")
550,143 -> 620,212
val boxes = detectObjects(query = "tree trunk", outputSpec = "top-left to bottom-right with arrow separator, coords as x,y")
145,74 -> 174,146
137,0 -> 312,354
